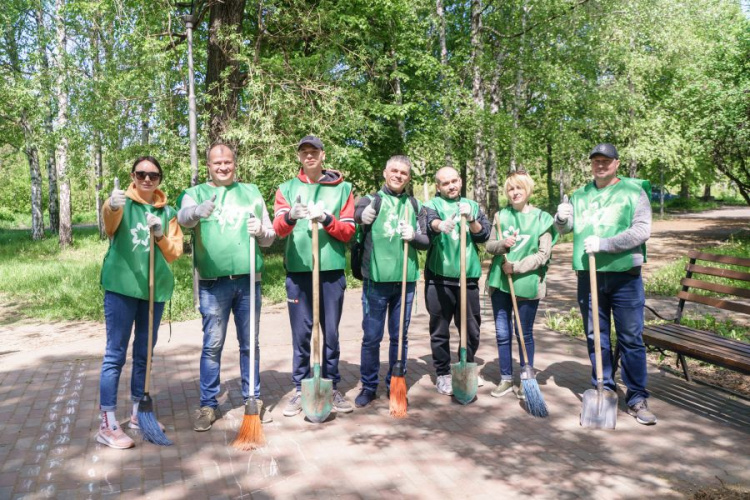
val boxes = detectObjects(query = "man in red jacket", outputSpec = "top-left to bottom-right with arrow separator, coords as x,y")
273,135 -> 356,417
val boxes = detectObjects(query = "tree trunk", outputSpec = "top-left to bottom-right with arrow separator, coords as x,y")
54,0 -> 72,247
391,49 -> 407,148
470,0 -> 486,211
486,52 -> 506,216
141,102 -> 151,145
680,178 -> 690,199
702,184 -> 711,201
510,1 -> 529,172
7,24 -> 44,240
206,0 -> 247,143
95,137 -> 104,239
36,6 -> 59,234
436,0 -> 452,168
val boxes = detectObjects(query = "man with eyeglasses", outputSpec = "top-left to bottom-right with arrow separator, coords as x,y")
554,143 -> 656,425
423,166 -> 491,397
177,142 -> 276,432
273,135 -> 356,417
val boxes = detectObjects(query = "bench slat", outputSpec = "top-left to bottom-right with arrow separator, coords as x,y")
676,291 -> 750,315
643,328 -> 750,374
680,278 -> 750,299
644,324 -> 750,355
688,250 -> 750,268
686,263 -> 750,282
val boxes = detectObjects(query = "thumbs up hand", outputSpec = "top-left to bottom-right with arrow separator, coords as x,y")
360,198 -> 378,225
109,178 -> 126,211
556,194 -> 573,223
289,195 -> 308,220
195,194 -> 217,219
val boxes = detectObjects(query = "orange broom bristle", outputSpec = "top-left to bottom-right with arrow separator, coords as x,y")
231,414 -> 265,451
389,376 -> 408,418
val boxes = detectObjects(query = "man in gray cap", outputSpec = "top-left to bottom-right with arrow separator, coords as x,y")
554,143 -> 657,425
273,135 -> 356,417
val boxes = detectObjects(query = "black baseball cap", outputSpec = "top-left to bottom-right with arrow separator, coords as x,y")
297,135 -> 324,151
589,143 -> 618,159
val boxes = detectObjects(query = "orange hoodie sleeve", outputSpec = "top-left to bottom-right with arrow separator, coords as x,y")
156,216 -> 184,264
102,199 -> 124,238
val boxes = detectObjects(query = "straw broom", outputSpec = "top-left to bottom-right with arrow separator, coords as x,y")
233,216 -> 265,450
389,205 -> 412,418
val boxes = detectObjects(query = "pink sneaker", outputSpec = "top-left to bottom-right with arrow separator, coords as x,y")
96,426 -> 135,449
129,414 -> 166,432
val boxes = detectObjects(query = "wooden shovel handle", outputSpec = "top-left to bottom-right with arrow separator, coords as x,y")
460,213 -> 467,350
589,253 -> 603,384
312,219 -> 321,366
249,219 -> 257,392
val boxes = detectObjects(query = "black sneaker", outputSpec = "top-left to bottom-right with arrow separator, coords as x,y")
354,388 -> 377,408
332,390 -> 353,413
628,399 -> 657,425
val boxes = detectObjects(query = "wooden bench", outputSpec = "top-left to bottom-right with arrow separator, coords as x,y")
641,250 -> 750,382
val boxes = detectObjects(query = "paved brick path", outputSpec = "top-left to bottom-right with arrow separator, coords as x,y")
2,282 -> 749,499
2,209 -> 750,499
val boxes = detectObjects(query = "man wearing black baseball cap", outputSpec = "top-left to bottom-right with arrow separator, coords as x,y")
273,135 -> 356,417
554,143 -> 657,425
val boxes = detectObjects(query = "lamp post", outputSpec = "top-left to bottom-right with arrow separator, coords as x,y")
177,1 -> 201,309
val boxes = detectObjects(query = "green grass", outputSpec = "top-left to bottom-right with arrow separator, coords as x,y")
644,233 -> 750,297
0,227 -> 360,323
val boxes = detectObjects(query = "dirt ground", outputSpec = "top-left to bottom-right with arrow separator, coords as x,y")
2,206 -> 748,388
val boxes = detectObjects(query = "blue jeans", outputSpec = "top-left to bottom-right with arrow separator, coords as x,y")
100,291 -> 165,411
360,279 -> 416,392
490,290 -> 539,378
577,270 -> 649,406
199,277 -> 262,409
286,271 -> 346,390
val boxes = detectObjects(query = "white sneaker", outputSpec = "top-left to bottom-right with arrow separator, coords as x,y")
477,375 -> 485,387
96,426 -> 135,450
436,374 -> 453,396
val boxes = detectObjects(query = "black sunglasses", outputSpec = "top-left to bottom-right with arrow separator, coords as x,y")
133,171 -> 162,181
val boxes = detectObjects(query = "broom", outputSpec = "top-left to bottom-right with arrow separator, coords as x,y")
233,215 -> 265,450
138,228 -> 173,445
389,204 -> 411,418
505,260 -> 548,418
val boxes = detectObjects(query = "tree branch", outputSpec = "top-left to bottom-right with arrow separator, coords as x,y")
483,0 -> 590,39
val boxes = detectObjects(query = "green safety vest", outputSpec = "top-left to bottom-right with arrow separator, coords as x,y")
368,191 -> 420,282
572,177 -> 650,271
487,206 -> 558,298
424,196 -> 482,279
177,183 -> 265,278
279,177 -> 352,272
100,199 -> 175,302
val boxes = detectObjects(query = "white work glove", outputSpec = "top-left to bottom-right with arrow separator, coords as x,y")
247,216 -> 262,236
289,196 -> 309,220
307,204 -> 327,223
360,198 -> 377,225
459,202 -> 474,221
146,213 -> 163,238
556,195 -> 573,223
437,217 -> 456,234
109,178 -> 126,211
503,230 -> 519,249
584,235 -> 600,254
399,222 -> 415,242
195,195 -> 216,219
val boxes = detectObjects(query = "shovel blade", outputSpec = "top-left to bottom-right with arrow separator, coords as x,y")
580,388 -> 618,429
301,364 -> 333,423
451,361 -> 478,405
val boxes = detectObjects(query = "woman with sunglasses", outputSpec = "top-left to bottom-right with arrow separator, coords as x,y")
485,171 -> 557,401
97,156 -> 183,449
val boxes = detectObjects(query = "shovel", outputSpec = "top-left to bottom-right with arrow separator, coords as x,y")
301,217 -> 333,422
451,212 -> 478,404
580,253 -> 617,429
